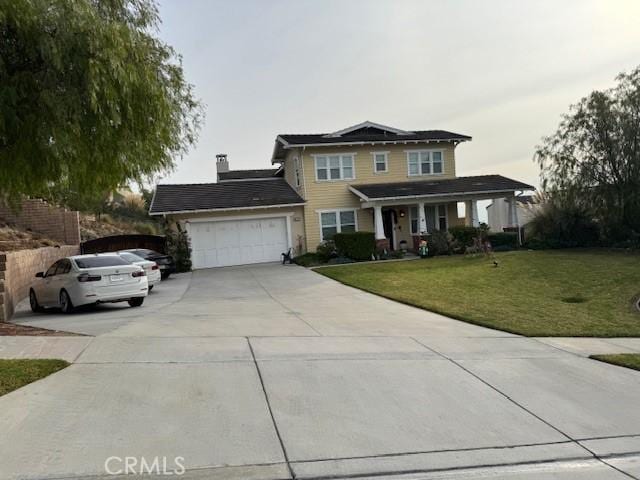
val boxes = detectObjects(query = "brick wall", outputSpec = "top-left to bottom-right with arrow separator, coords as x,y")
0,198 -> 80,245
0,245 -> 79,321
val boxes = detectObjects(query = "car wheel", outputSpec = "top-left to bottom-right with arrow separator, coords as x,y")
128,297 -> 144,307
148,285 -> 154,292
59,290 -> 74,314
29,289 -> 43,313
160,272 -> 170,280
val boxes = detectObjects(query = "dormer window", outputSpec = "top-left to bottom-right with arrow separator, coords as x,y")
314,154 -> 355,181
406,150 -> 444,176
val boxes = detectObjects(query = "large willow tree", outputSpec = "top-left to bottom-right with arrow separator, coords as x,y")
0,0 -> 202,206
536,66 -> 640,242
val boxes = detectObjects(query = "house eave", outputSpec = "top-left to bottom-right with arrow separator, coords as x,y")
279,137 -> 471,150
350,187 -> 531,204
150,202 -> 306,216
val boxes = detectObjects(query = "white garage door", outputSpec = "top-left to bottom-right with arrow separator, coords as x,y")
189,217 -> 288,269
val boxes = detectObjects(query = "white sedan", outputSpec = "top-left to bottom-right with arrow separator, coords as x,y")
115,251 -> 162,290
29,254 -> 148,313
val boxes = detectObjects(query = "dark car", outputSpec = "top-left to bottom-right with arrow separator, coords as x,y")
122,249 -> 176,280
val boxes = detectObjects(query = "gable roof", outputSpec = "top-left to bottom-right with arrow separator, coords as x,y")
349,175 -> 534,202
272,122 -> 471,161
150,179 -> 304,215
324,121 -> 414,138
218,168 -> 281,181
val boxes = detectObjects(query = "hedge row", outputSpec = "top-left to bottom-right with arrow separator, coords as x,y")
333,231 -> 375,261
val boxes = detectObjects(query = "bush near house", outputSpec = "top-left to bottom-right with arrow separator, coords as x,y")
488,232 -> 518,250
333,232 -> 376,261
165,223 -> 192,272
526,197 -> 600,250
428,231 -> 453,256
293,253 -> 322,267
448,226 -> 478,248
315,240 -> 337,263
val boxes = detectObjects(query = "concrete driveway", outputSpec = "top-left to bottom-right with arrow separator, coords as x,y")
1,264 -> 639,479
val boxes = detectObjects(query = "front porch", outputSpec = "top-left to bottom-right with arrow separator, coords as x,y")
349,175 -> 534,251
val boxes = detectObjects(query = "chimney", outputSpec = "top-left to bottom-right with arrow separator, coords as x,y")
216,153 -> 229,181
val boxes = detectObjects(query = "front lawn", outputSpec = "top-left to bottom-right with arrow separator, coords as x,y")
590,354 -> 640,371
317,250 -> 640,337
0,359 -> 69,396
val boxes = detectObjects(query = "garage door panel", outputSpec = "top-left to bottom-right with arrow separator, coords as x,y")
189,217 -> 288,269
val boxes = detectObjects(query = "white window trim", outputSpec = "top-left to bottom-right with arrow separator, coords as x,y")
405,149 -> 445,177
371,151 -> 389,174
313,153 -> 356,182
317,208 -> 358,241
409,204 -> 448,235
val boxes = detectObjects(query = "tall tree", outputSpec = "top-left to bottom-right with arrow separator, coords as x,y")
0,0 -> 202,205
536,66 -> 640,241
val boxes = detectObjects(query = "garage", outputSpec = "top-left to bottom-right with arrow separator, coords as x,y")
188,216 -> 289,269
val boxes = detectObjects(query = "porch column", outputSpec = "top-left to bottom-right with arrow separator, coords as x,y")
465,200 -> 480,227
373,204 -> 385,240
507,196 -> 519,226
417,201 -> 427,234
508,196 -> 521,245
471,200 -> 480,227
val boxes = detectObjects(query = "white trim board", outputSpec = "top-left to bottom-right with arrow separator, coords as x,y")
150,203 -> 305,216
184,212 -> 296,223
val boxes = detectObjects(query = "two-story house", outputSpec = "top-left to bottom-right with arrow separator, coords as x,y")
150,121 -> 533,269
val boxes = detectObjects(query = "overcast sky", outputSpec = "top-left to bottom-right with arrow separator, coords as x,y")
157,0 -> 640,190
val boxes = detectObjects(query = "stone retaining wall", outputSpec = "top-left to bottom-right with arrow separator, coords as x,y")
0,246 -> 79,321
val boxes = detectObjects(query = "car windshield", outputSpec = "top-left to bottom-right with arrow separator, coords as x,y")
74,256 -> 131,268
128,249 -> 155,257
119,252 -> 144,263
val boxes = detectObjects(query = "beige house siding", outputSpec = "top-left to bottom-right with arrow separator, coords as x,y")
282,149 -> 306,199
295,143 -> 459,250
167,205 -> 307,255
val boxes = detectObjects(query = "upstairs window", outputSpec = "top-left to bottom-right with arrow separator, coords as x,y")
407,150 -> 444,176
315,154 -> 355,181
372,152 -> 388,173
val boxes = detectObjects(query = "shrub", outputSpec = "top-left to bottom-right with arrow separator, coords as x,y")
527,197 -> 599,248
327,256 -> 354,265
316,240 -> 337,262
428,231 -> 453,256
293,252 -> 322,267
134,222 -> 158,235
165,223 -> 192,272
333,231 -> 375,261
488,232 -> 518,250
448,226 -> 478,248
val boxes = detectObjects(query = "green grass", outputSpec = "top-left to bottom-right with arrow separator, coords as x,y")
0,359 -> 69,396
590,354 -> 640,371
317,249 -> 640,337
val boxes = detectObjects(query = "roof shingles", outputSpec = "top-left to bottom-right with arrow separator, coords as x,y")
350,175 -> 534,200
218,169 -> 279,181
150,179 -> 304,214
279,129 -> 471,146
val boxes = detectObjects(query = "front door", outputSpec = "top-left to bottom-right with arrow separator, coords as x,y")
382,209 -> 396,250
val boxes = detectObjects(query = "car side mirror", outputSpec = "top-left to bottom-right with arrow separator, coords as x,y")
35,272 -> 44,278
